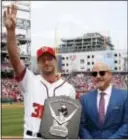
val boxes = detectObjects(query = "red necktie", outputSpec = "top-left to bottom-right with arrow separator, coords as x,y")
99,92 -> 105,125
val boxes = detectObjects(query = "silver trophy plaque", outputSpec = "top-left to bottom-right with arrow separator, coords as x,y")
39,96 -> 82,139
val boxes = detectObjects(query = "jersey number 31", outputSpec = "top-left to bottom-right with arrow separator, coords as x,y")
31,103 -> 44,119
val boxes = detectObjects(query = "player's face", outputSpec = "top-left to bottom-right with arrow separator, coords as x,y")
91,63 -> 112,91
38,53 -> 56,75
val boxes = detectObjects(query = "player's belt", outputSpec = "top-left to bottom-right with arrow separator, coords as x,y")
26,130 -> 42,138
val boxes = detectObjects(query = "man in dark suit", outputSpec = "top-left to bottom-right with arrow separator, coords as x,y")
79,62 -> 128,139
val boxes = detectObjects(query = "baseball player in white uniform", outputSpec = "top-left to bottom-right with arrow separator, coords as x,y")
3,4 -> 76,139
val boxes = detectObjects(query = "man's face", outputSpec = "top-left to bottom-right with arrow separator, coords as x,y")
91,63 -> 112,91
38,53 -> 56,75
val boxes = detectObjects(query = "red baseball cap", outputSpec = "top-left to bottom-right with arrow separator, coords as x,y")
37,46 -> 56,59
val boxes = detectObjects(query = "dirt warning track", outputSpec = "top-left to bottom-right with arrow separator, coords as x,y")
1,103 -> 24,109
2,136 -> 23,139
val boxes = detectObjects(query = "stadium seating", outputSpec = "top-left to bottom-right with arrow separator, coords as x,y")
1,73 -> 127,103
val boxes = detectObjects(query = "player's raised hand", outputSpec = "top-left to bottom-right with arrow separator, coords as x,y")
3,4 -> 17,31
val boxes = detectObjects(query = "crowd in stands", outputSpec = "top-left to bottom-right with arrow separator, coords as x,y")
67,73 -> 127,96
1,73 -> 127,103
1,78 -> 23,103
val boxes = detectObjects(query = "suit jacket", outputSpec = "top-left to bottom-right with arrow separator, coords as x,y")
79,87 -> 128,139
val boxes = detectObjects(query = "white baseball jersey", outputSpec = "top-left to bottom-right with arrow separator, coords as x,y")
18,68 -> 76,138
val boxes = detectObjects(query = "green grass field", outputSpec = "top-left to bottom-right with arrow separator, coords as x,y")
1,103 -> 24,137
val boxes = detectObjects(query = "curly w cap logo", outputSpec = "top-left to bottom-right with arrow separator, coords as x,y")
42,47 -> 49,52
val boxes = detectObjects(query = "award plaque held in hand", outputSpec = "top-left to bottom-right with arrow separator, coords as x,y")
39,96 -> 82,139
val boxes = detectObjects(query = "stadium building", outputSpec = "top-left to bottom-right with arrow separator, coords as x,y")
57,33 -> 127,74
1,1 -> 31,78
58,32 -> 114,53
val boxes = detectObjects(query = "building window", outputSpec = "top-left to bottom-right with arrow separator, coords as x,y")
115,67 -> 117,70
114,54 -> 117,57
92,62 -> 94,65
87,56 -> 90,58
92,55 -> 94,58
62,64 -> 65,66
114,60 -> 118,63
87,62 -> 90,65
62,57 -> 65,60
66,63 -> 68,66
80,59 -> 84,64
66,57 -> 68,60
66,70 -> 68,72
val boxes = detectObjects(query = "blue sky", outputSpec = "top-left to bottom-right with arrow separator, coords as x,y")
31,1 -> 127,56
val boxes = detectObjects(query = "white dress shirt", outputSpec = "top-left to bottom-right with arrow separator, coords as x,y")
97,84 -> 112,115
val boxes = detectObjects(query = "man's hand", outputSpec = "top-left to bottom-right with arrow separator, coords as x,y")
3,4 -> 25,76
4,4 -> 17,31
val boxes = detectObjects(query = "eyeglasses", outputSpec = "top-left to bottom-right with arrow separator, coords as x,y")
91,71 -> 107,77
